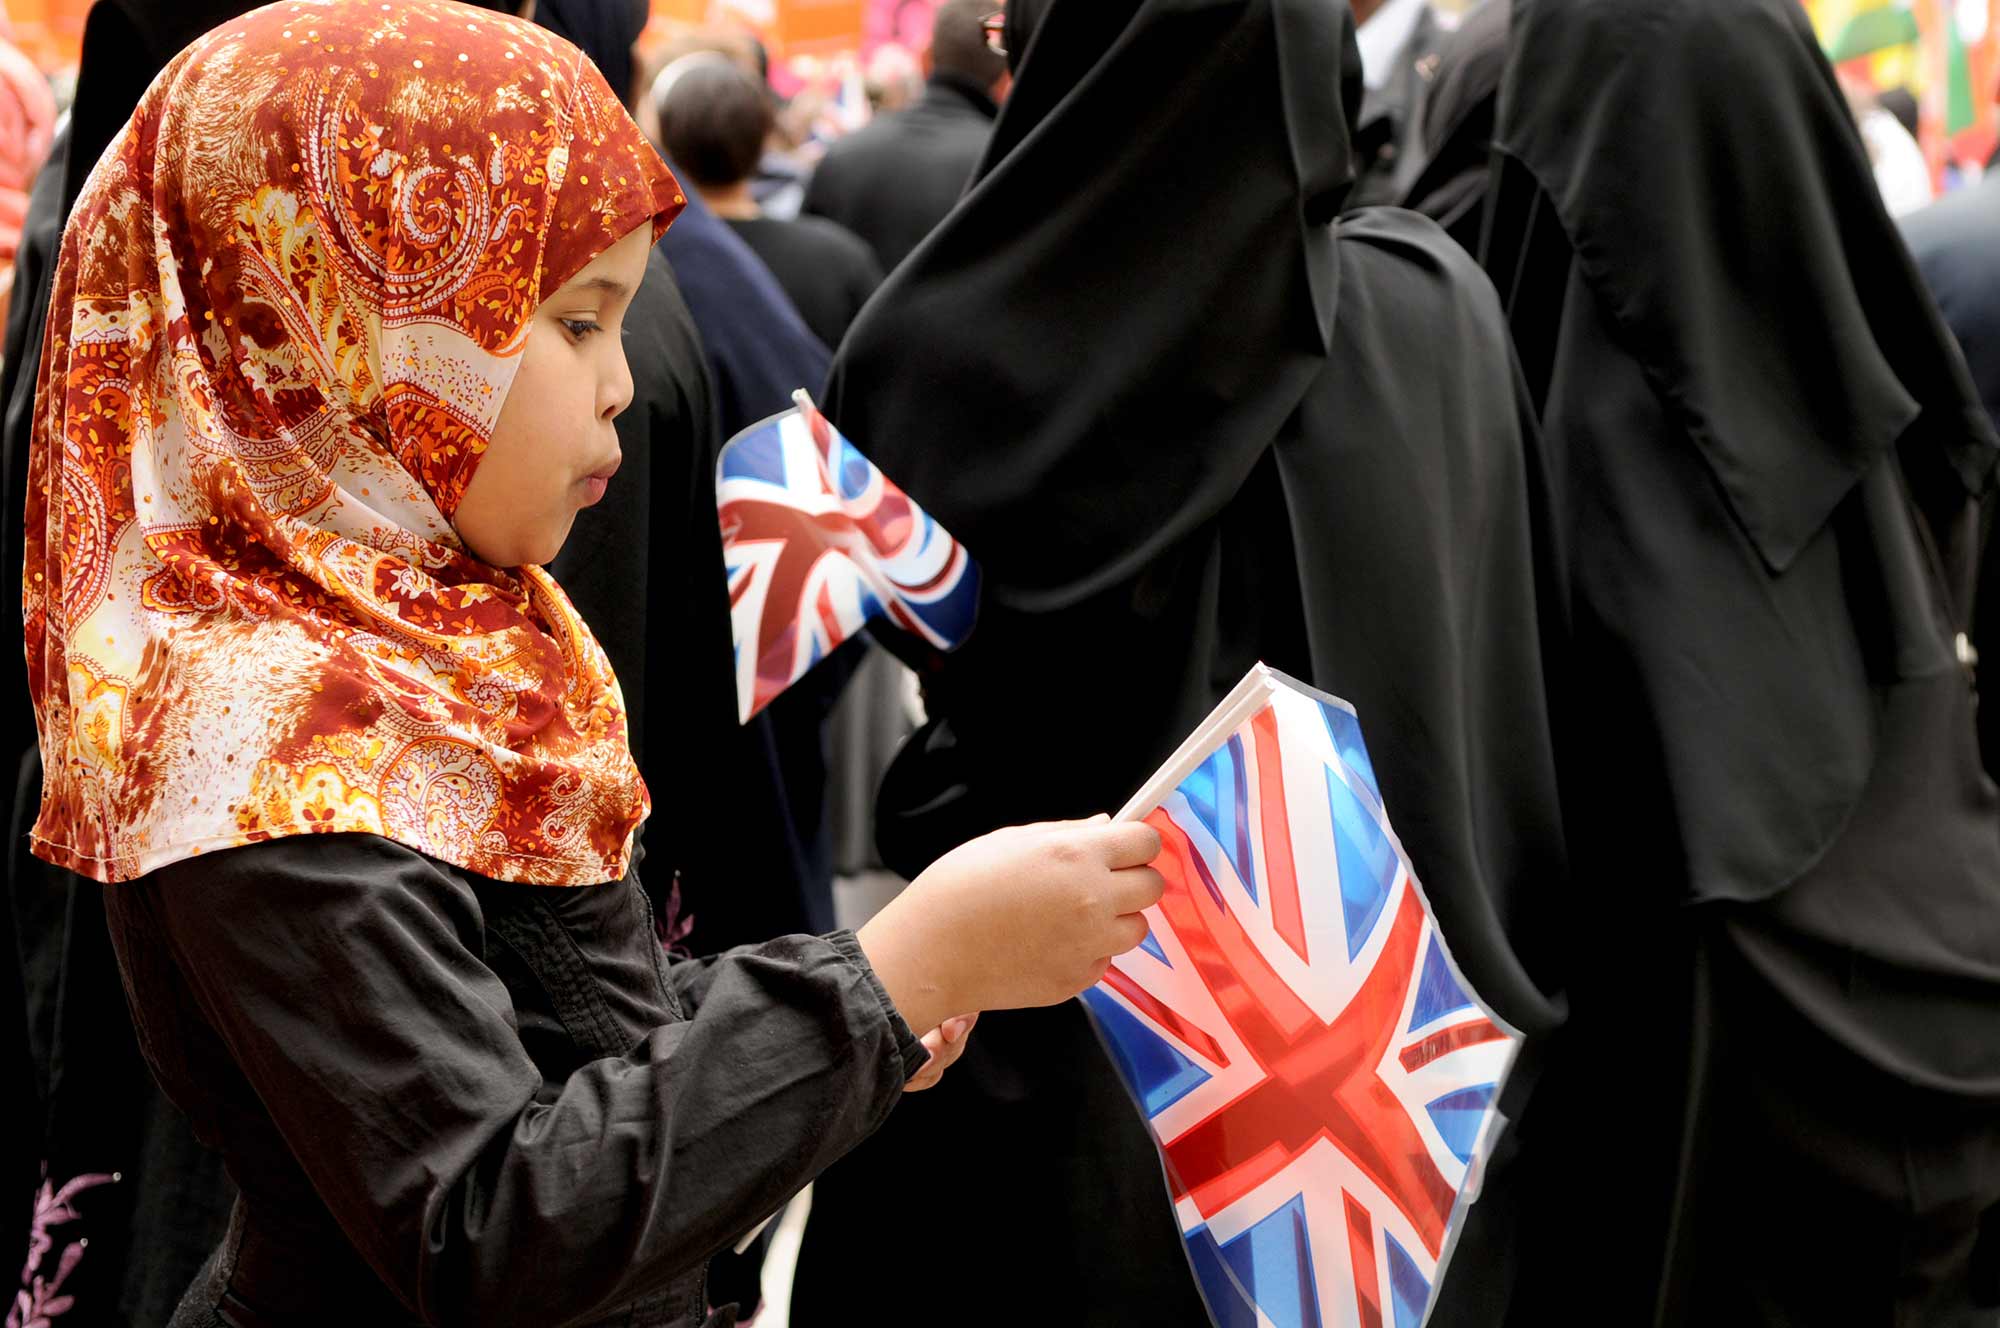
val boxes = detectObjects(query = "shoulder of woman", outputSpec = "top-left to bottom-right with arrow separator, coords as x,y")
1337,207 -> 1487,288
1334,207 -> 1511,357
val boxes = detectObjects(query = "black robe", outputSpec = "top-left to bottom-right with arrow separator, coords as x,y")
1472,0 -> 2000,1320
791,1 -> 1567,1322
638,170 -> 849,957
539,0 -> 844,960
550,240 -> 838,948
104,834 -> 922,1328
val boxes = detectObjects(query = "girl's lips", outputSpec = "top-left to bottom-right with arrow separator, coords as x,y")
578,454 -> 621,508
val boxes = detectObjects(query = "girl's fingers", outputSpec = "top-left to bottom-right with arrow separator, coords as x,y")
905,1042 -> 942,1092
906,1019 -> 978,1092
1096,822 -> 1163,868
907,1015 -> 981,1091
1108,864 -> 1167,914
1109,913 -> 1153,955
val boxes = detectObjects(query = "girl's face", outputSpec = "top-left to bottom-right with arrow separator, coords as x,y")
453,224 -> 653,568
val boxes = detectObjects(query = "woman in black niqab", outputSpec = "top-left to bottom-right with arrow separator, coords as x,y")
790,0 -> 1568,1321
1475,0 -> 2000,1321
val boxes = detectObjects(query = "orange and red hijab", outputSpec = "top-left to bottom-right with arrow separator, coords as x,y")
25,0 -> 684,885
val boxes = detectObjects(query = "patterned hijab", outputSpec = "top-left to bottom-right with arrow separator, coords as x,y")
25,0 -> 685,886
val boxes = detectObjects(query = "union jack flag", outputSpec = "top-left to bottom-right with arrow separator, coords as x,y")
1086,665 -> 1518,1328
717,391 -> 978,723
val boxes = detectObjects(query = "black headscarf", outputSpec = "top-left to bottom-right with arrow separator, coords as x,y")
832,0 -> 1357,612
532,0 -> 649,105
1400,0 -> 1507,253
1492,0 -> 1994,575
1482,0 -> 1999,918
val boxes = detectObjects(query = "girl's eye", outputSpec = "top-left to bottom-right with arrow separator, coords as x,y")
561,318 -> 602,341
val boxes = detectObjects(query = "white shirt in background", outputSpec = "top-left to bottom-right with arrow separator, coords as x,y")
1858,107 -> 1936,218
1356,0 -> 1431,90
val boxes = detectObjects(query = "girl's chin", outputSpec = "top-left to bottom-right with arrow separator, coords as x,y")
470,525 -> 571,571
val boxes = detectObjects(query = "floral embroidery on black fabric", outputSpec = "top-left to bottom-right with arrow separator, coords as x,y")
9,1170 -> 116,1328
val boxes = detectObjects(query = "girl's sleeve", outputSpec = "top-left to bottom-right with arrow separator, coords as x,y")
148,834 -> 925,1327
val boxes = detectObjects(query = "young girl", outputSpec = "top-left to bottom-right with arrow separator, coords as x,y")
24,4 -> 1163,1324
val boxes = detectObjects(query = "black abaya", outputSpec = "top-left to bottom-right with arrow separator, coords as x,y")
791,1 -> 1567,1321
646,191 -> 852,952
1472,0 -> 2000,1320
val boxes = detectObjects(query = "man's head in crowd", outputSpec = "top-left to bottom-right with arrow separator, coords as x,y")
655,54 -> 773,204
930,0 -> 1010,102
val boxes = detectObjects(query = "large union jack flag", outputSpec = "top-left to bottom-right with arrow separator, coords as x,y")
1086,666 -> 1518,1328
717,391 -> 979,723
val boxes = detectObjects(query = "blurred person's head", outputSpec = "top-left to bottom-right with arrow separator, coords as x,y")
867,44 -> 924,112
1877,86 -> 1919,142
656,54 -> 772,210
640,32 -> 763,148
929,0 -> 1009,101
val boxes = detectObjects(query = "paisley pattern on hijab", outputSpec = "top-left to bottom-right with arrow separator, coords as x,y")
25,0 -> 684,886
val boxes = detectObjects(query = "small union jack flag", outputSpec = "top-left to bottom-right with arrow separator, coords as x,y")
1086,666 -> 1518,1328
717,391 -> 979,723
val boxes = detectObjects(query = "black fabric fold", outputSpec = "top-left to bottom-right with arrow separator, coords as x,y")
1494,0 -> 1998,573
831,0 -> 1356,612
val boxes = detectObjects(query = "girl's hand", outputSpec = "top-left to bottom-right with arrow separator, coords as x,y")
857,816 -> 1165,1035
904,1013 -> 978,1092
